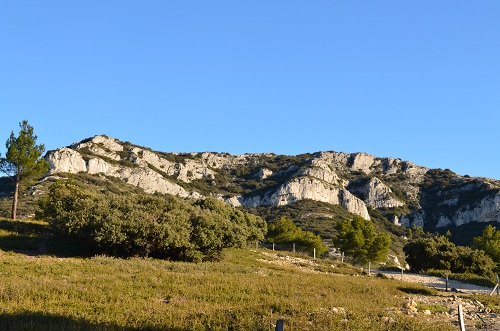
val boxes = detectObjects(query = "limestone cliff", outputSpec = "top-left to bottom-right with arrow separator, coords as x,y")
44,135 -> 500,234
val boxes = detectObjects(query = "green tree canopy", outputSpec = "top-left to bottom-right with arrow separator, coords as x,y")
335,216 -> 391,264
472,224 -> 500,268
0,120 -> 48,219
404,234 -> 496,277
266,216 -> 328,255
37,180 -> 267,262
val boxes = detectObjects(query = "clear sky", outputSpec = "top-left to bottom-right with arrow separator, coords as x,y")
1,1 -> 499,179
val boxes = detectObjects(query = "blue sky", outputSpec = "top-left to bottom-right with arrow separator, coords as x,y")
1,1 -> 499,179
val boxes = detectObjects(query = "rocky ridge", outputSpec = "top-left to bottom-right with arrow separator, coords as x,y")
45,135 -> 500,233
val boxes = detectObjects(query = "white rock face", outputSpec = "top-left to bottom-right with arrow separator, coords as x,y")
400,211 -> 426,228
350,153 -> 377,173
129,148 -> 173,169
45,136 -> 379,219
47,148 -> 87,174
41,134 -> 500,233
255,168 -> 273,180
358,178 -> 404,209
121,167 -> 200,198
310,151 -> 428,182
72,135 -> 124,152
130,149 -> 217,183
72,135 -> 123,161
438,192 -> 500,227
229,176 -> 370,219
46,134 -> 500,230
47,136 -> 196,199
339,190 -> 371,220
87,158 -> 118,174
270,177 -> 342,206
296,166 -> 341,186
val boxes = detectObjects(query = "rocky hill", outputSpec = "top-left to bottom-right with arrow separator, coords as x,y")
41,135 -> 500,244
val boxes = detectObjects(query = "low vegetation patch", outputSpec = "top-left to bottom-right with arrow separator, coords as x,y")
397,285 -> 438,296
0,218 -> 458,331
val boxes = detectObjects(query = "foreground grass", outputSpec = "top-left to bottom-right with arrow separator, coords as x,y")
0,219 -> 456,331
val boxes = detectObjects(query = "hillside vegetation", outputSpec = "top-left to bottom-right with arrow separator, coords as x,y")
36,179 -> 266,262
0,218 -> 469,331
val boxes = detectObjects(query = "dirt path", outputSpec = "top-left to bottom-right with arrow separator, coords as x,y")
379,270 -> 494,294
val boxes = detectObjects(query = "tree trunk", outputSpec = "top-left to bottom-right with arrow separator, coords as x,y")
11,177 -> 19,220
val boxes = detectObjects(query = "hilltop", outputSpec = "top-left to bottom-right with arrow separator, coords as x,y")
2,134 -> 500,247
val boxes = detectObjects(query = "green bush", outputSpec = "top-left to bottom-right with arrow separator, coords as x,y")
266,216 -> 328,255
404,235 -> 496,277
37,180 -> 267,261
472,224 -> 500,268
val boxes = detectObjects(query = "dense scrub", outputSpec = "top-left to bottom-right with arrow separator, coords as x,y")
36,180 -> 267,261
404,234 -> 496,277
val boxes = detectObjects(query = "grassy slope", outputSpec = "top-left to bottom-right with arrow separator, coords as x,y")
0,218 -> 462,331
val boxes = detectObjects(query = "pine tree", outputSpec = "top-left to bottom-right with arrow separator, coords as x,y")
0,120 -> 48,219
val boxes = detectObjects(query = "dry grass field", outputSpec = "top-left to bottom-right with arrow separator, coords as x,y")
1,218 -> 496,330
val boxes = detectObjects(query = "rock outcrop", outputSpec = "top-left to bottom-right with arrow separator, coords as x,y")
47,136 -> 198,198
437,192 -> 500,227
43,135 -> 500,232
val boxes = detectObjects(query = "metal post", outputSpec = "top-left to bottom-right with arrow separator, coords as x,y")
293,243 -> 295,253
275,319 -> 284,331
490,283 -> 499,296
497,275 -> 500,295
341,251 -> 344,263
313,248 -> 316,259
458,304 -> 466,331
272,243 -> 275,251
491,275 -> 500,296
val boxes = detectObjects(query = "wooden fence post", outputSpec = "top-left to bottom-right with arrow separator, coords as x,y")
341,251 -> 344,263
400,268 -> 403,281
458,304 -> 466,331
293,243 -> 295,253
275,319 -> 284,331
272,243 -> 275,251
368,262 -> 371,275
445,273 -> 449,292
313,248 -> 316,259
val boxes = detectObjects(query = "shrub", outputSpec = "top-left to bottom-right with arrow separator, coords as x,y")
37,180 -> 267,261
266,216 -> 328,255
404,235 -> 496,277
472,224 -> 500,267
